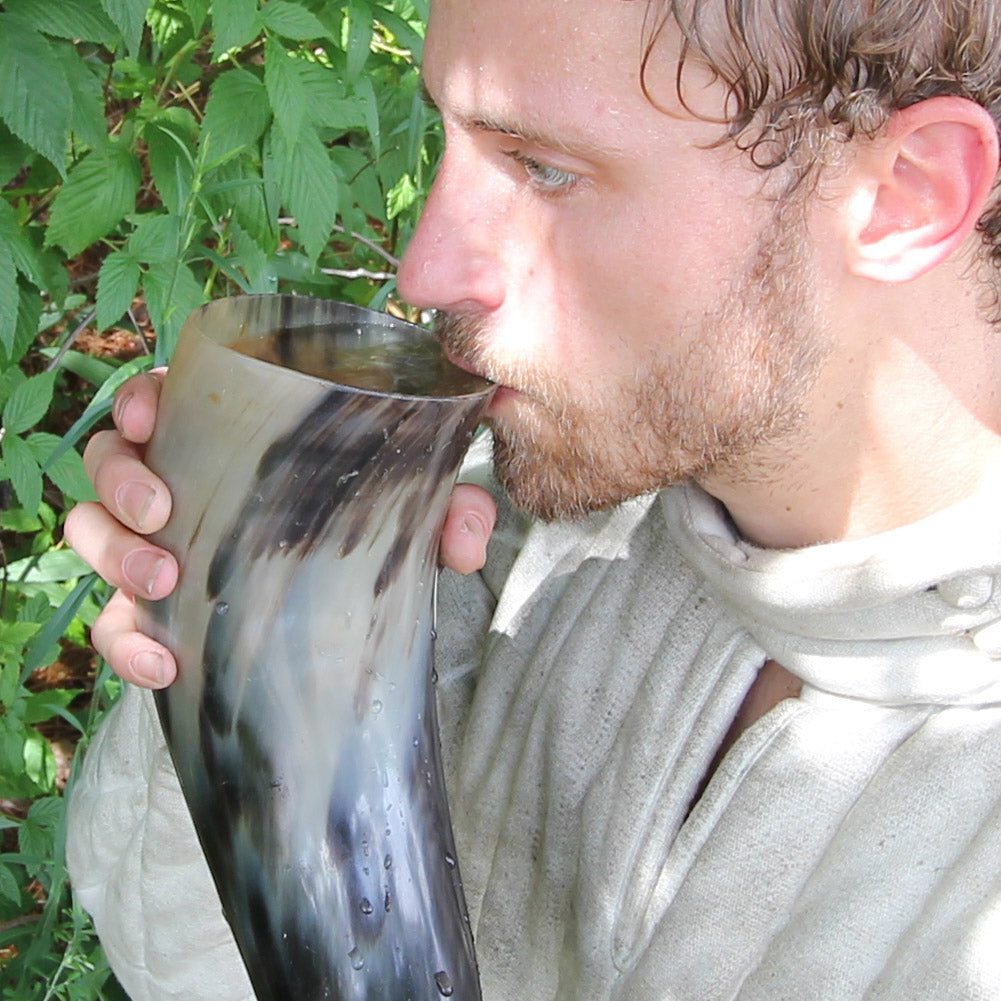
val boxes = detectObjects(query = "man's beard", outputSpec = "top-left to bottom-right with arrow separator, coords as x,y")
434,207 -> 829,521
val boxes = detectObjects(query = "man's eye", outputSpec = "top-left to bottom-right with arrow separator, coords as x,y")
505,150 -> 580,193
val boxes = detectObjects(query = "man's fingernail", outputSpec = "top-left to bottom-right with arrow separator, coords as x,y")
115,481 -> 156,530
123,550 -> 166,597
461,513 -> 488,544
130,650 -> 166,688
112,391 -> 133,430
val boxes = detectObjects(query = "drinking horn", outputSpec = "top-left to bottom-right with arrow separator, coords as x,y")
136,294 -> 492,1001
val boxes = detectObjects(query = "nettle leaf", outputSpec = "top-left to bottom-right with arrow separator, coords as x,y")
228,216 -> 270,287
1,283 -> 41,369
201,67 -> 270,163
99,0 -> 150,55
0,14 -> 72,175
206,158 -> 276,248
265,35 -> 309,142
143,259 -> 204,363
211,0 -> 261,57
345,0 -> 373,79
0,369 -> 27,413
2,434 -> 42,515
0,198 -> 45,288
259,0 -> 329,41
299,63 -> 365,134
45,143 -> 142,257
0,246 -> 16,354
4,0 -> 119,46
4,546 -> 93,583
51,39 -> 108,149
265,123 -> 339,264
3,371 -> 55,435
28,432 -> 97,503
0,864 -> 20,906
146,115 -> 198,214
183,0 -> 210,33
0,122 -> 30,188
96,249 -> 141,331
127,212 -> 183,263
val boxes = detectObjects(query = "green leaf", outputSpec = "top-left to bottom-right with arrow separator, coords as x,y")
143,260 -> 204,363
299,63 -> 364,134
201,67 -> 270,162
27,432 -> 96,502
345,0 -> 373,79
146,119 -> 197,214
99,0 -> 150,55
386,171 -> 418,220
4,0 -> 119,45
211,0 -> 260,57
265,123 -> 339,264
265,35 -> 309,142
0,14 -> 72,174
21,731 -> 56,797
127,213 -> 182,263
228,217 -> 269,286
45,143 -> 142,257
259,0 -> 329,40
0,200 -> 45,288
21,689 -> 81,726
4,549 -> 93,584
22,574 -> 99,678
0,283 -> 42,369
0,122 -> 30,188
0,369 -> 26,413
206,158 -> 275,248
183,0 -> 210,33
0,864 -> 21,906
354,73 -> 380,161
52,39 -> 109,149
96,250 -> 141,331
3,371 -> 55,435
0,246 -> 16,354
2,434 -> 42,515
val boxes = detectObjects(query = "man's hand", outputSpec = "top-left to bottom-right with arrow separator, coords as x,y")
63,370 -> 497,689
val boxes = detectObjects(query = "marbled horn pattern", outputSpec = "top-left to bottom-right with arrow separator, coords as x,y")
138,296 -> 491,1001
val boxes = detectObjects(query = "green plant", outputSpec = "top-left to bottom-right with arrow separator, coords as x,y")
0,0 -> 436,994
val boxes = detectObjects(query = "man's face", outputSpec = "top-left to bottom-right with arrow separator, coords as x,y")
396,0 -> 831,520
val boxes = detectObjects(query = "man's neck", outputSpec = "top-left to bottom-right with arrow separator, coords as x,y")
697,326 -> 1001,550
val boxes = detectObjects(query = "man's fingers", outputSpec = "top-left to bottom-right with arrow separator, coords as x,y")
90,589 -> 178,688
64,502 -> 178,600
112,369 -> 166,444
441,483 -> 497,574
83,430 -> 172,535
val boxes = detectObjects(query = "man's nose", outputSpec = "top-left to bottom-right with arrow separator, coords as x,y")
396,151 -> 507,314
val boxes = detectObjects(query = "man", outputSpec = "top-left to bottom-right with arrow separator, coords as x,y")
65,0 -> 1001,998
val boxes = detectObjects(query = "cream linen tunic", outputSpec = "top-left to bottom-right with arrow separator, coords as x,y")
68,461 -> 1001,1000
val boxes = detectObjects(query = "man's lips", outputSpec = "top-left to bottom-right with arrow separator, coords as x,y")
441,343 -> 517,414
442,342 -> 483,378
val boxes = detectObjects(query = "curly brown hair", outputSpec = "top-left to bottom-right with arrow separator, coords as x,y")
642,0 -> 1001,267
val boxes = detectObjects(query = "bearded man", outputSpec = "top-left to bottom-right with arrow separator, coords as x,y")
65,0 -> 1001,997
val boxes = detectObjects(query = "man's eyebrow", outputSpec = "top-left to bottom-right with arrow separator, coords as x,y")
420,75 -> 617,158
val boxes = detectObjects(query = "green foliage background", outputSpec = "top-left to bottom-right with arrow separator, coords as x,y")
0,0 -> 437,994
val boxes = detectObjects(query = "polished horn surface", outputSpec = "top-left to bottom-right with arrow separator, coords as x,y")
137,294 -> 492,1001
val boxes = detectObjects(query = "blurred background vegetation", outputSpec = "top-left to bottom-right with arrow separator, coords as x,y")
0,0 -> 436,994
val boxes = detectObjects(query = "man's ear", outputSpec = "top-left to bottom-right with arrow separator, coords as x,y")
846,96 -> 1000,283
